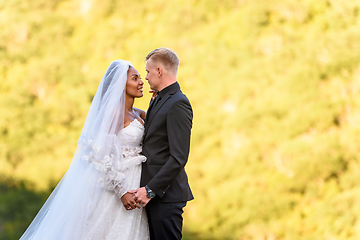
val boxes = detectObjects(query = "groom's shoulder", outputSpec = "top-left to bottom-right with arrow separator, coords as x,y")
172,90 -> 190,104
169,92 -> 192,114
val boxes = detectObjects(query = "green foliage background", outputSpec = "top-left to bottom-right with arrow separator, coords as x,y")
1,0 -> 360,239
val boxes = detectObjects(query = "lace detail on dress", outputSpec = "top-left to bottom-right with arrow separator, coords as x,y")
78,119 -> 146,197
118,119 -> 145,159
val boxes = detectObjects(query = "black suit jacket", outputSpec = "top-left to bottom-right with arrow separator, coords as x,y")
141,82 -> 194,203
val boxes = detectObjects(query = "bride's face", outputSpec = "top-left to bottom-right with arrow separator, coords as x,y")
126,67 -> 143,98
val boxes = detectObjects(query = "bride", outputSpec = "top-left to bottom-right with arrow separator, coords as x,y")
20,60 -> 149,239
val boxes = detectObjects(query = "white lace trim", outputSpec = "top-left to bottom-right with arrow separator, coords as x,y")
78,120 -> 146,198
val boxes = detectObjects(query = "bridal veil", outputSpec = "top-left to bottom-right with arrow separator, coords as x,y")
20,60 -> 134,239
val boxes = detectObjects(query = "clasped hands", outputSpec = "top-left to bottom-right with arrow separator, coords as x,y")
120,89 -> 157,211
121,187 -> 151,211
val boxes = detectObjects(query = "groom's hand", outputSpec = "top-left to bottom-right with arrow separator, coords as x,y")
128,187 -> 151,207
150,90 -> 158,100
121,192 -> 140,211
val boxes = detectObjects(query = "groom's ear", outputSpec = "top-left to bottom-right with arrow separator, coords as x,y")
157,67 -> 162,77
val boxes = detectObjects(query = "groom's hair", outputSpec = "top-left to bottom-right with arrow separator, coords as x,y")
145,47 -> 179,74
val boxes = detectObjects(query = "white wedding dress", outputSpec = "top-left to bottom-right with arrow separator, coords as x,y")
20,60 -> 149,240
83,119 -> 149,240
21,119 -> 149,240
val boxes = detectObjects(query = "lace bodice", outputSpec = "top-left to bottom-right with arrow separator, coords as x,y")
117,119 -> 145,158
80,119 -> 146,198
107,118 -> 145,197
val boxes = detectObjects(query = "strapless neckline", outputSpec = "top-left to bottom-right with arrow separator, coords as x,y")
123,118 -> 144,130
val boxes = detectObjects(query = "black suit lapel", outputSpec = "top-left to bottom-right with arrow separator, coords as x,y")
143,82 -> 180,139
144,94 -> 170,138
145,98 -> 156,124
144,82 -> 181,139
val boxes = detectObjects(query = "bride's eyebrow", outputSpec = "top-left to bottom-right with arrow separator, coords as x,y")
131,74 -> 139,77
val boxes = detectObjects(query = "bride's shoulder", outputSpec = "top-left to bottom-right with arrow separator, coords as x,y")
133,107 -> 146,120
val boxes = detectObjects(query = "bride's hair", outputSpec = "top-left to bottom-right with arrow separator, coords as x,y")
101,62 -> 132,99
145,47 -> 179,73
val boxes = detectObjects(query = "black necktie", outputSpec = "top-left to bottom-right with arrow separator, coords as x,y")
152,95 -> 161,108
146,95 -> 160,120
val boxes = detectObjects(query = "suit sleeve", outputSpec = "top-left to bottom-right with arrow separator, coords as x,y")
147,98 -> 193,197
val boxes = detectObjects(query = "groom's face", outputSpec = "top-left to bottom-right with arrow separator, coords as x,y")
145,58 -> 160,91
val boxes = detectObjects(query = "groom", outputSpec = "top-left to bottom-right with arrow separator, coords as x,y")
129,48 -> 193,240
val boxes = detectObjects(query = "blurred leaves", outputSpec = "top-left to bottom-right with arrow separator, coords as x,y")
0,175 -> 49,240
1,0 -> 360,239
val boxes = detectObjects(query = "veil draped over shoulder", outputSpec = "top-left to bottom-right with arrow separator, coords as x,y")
21,60 -> 134,240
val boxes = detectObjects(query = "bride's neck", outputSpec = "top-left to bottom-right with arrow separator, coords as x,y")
125,96 -> 134,112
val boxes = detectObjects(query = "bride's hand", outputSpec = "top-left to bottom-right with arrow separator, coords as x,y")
121,192 -> 140,210
128,187 -> 151,207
